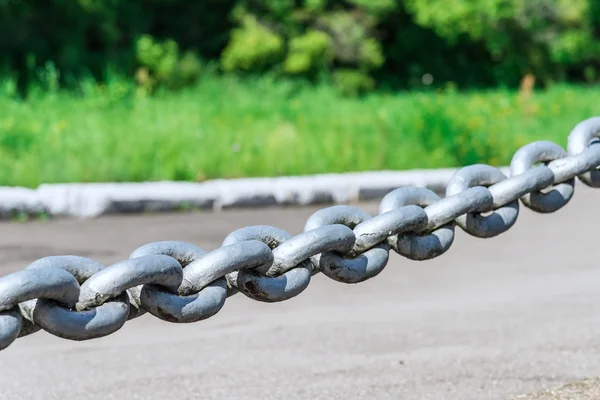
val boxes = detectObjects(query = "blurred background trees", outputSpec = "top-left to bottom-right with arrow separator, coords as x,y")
1,0 -> 599,94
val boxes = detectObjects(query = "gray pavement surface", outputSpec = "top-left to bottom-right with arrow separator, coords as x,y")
1,187 -> 600,400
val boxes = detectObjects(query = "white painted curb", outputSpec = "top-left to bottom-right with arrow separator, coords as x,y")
1,167 -> 511,219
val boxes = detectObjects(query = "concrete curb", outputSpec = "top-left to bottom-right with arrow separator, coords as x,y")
1,167 -> 511,219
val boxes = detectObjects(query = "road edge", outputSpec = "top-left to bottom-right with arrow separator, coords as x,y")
0,167 -> 511,219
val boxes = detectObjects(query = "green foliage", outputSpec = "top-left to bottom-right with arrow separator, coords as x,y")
346,0 -> 398,15
332,69 -> 375,95
404,0 -> 509,41
316,10 -> 383,68
0,0 -> 232,92
304,0 -> 327,13
284,30 -> 333,74
404,0 -> 600,84
2,0 -> 600,92
550,29 -> 599,64
134,35 -> 202,92
221,15 -> 285,72
360,38 -> 385,69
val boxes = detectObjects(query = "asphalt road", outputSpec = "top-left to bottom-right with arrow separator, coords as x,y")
1,186 -> 600,400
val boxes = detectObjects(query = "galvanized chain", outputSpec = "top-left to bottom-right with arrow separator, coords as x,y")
1,117 -> 600,351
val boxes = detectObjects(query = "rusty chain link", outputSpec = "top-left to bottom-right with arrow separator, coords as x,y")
1,117 -> 600,351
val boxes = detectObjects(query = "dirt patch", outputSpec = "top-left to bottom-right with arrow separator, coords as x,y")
511,378 -> 600,400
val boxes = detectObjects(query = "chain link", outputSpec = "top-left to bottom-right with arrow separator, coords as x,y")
446,164 -> 519,238
1,117 -> 600,351
379,187 -> 455,260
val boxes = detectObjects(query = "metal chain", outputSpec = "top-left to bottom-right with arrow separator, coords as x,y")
1,117 -> 600,351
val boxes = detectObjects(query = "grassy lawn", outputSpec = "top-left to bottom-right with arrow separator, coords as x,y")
0,75 -> 598,187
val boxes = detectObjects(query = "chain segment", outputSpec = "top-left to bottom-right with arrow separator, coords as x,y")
379,187 -> 455,260
1,117 -> 600,351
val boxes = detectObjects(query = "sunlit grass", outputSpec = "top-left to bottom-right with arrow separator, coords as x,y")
0,74 -> 597,187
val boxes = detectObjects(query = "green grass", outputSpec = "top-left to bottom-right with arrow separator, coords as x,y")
0,74 -> 598,187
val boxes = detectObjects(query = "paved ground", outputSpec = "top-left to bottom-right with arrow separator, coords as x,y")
1,186 -> 600,400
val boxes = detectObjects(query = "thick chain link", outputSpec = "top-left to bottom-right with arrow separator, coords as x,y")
2,117 -> 600,351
